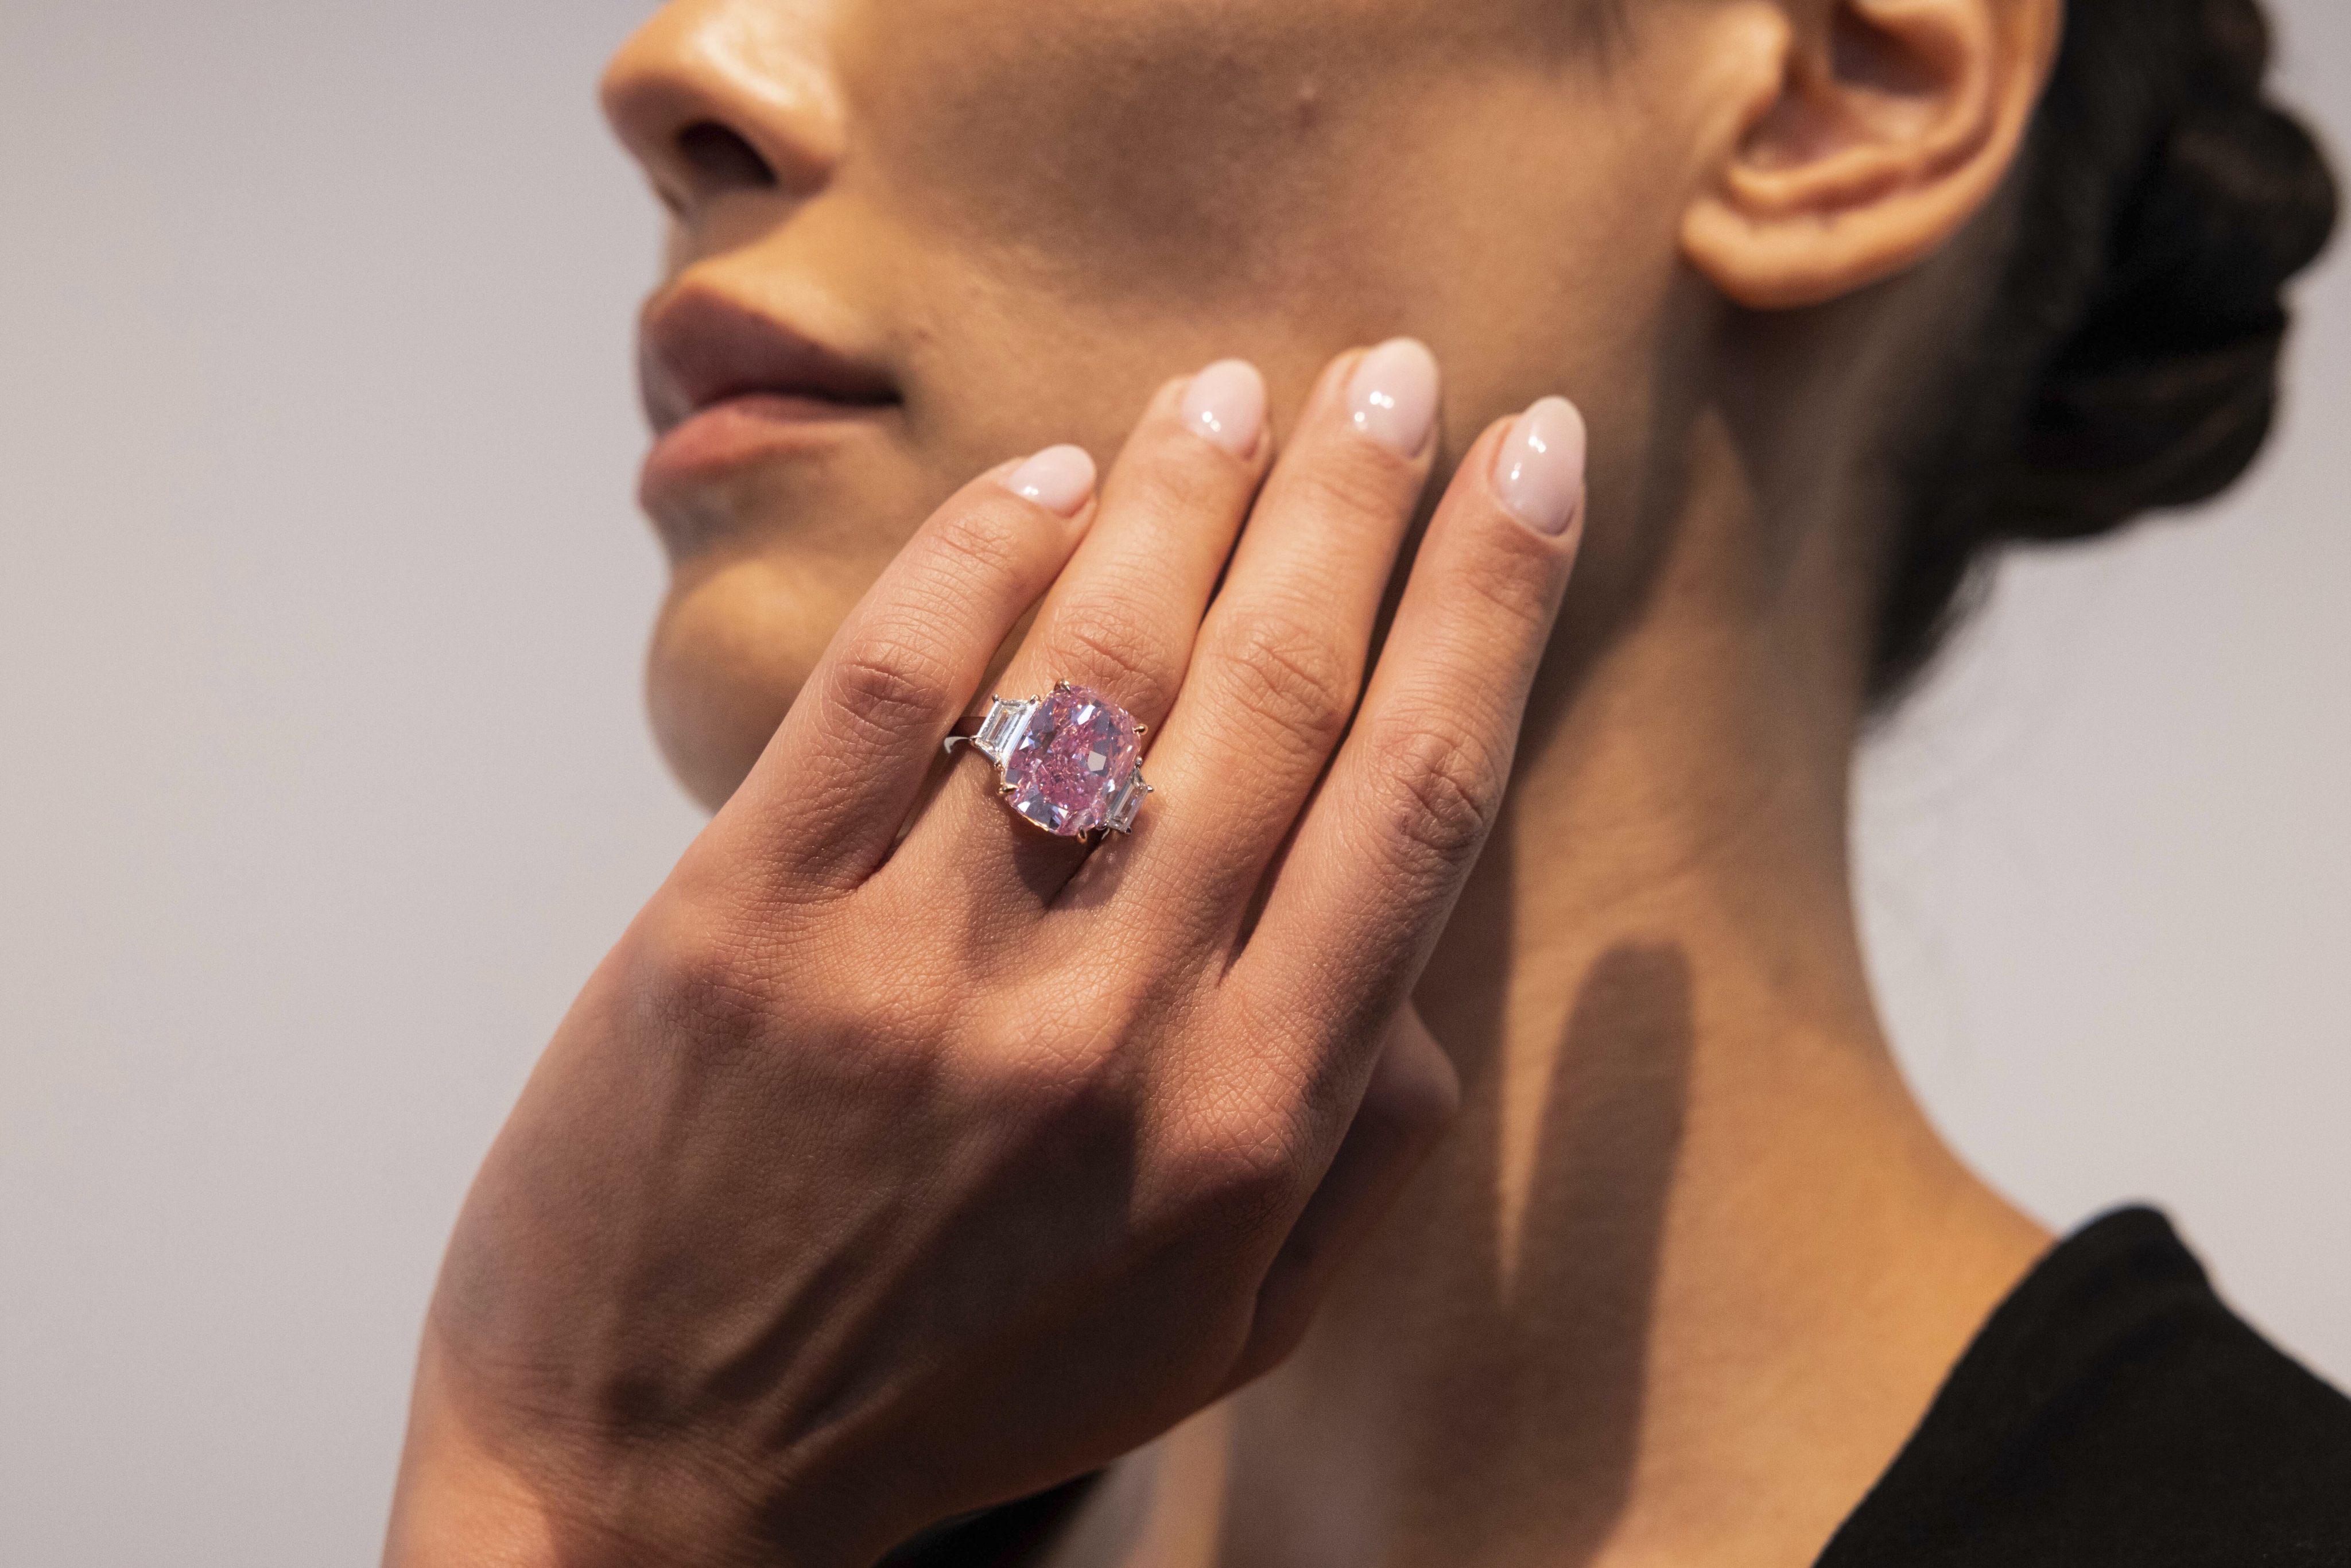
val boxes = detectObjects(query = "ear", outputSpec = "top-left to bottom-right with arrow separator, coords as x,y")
1681,0 -> 2062,311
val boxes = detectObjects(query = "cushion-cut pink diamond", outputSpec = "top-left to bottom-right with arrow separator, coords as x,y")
1002,684 -> 1142,837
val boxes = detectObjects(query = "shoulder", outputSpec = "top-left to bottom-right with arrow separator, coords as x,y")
1821,1208 -> 2351,1568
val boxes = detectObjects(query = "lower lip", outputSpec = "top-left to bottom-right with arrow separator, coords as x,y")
641,392 -> 894,494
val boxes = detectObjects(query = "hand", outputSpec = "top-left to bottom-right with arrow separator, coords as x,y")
385,343 -> 1587,1568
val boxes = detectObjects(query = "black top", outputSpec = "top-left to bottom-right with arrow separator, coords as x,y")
886,1207 -> 2351,1566
1821,1206 -> 2351,1566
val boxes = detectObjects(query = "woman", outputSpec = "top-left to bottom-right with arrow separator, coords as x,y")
386,0 -> 2348,1562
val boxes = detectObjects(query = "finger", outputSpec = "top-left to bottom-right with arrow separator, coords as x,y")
1100,339 -> 1440,922
891,360 -> 1271,903
1224,1007 -> 1459,1390
713,448 -> 1099,894
1240,397 -> 1585,1067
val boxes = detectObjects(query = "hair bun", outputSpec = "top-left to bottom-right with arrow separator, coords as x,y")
1991,0 -> 2338,544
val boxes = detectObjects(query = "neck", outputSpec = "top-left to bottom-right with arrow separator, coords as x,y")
1090,433 -> 2049,1568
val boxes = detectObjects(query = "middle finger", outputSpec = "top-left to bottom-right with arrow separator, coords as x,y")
891,358 -> 1272,908
1089,337 -> 1441,924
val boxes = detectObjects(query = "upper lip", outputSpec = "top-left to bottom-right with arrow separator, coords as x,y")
638,285 -> 898,434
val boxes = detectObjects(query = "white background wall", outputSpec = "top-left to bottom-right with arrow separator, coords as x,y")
2,3 -> 2344,1562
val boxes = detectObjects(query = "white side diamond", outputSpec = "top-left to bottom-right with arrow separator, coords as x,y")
1105,769 -> 1147,833
975,697 -> 1034,764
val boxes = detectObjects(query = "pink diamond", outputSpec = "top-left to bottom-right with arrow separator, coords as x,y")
1002,685 -> 1142,837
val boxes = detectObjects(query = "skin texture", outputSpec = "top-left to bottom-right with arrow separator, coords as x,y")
390,345 -> 1587,1568
388,1 -> 2069,1565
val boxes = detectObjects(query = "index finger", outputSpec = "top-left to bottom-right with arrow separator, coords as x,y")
713,448 -> 1099,895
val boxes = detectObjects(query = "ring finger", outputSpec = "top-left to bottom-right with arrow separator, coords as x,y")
890,358 -> 1273,907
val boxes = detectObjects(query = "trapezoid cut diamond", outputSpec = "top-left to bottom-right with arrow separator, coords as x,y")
972,696 -> 1034,763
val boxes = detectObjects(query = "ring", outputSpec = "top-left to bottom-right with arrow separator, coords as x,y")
945,681 -> 1154,840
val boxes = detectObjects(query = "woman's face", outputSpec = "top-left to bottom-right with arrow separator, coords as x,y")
604,0 -> 1709,806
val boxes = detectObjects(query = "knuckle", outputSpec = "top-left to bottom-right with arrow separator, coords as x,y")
1132,431 -> 1251,510
1289,447 -> 1413,527
1159,1077 -> 1313,1232
957,981 -> 1153,1108
944,1007 -> 1158,1182
1446,521 -> 1558,632
628,907 -> 781,1052
968,1016 -> 1124,1105
988,1049 -> 1140,1159
926,497 -> 1039,595
823,639 -> 954,747
1208,610 -> 1357,751
1041,599 -> 1179,721
1361,711 -> 1509,874
1188,1116 -> 1309,1227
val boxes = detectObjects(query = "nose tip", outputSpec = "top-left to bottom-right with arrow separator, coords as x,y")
602,1 -> 846,215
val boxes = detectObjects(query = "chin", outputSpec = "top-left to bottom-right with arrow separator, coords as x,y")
647,554 -> 849,812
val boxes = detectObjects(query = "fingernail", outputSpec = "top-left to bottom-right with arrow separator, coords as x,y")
1493,397 -> 1586,535
1180,359 -> 1267,457
1002,444 -> 1096,517
1345,337 -> 1440,457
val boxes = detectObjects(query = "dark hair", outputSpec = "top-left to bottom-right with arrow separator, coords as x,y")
1872,0 -> 2339,702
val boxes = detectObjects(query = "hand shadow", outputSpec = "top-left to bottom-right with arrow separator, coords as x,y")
1218,932 -> 1697,1568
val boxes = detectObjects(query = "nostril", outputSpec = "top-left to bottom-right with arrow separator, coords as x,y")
676,121 -> 777,193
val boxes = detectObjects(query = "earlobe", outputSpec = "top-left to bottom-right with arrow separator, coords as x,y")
1681,0 -> 2061,311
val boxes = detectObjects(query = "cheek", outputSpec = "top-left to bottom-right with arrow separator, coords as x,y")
641,382 -> 1009,807
649,556 -> 839,810
835,0 -> 1679,420
652,0 -> 1691,808
835,0 -> 1452,313
646,453 -> 952,809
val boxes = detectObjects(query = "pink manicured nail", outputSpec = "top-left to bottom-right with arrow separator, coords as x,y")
1180,359 -> 1267,457
1493,397 -> 1586,536
1002,444 -> 1096,517
1345,338 -> 1440,456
